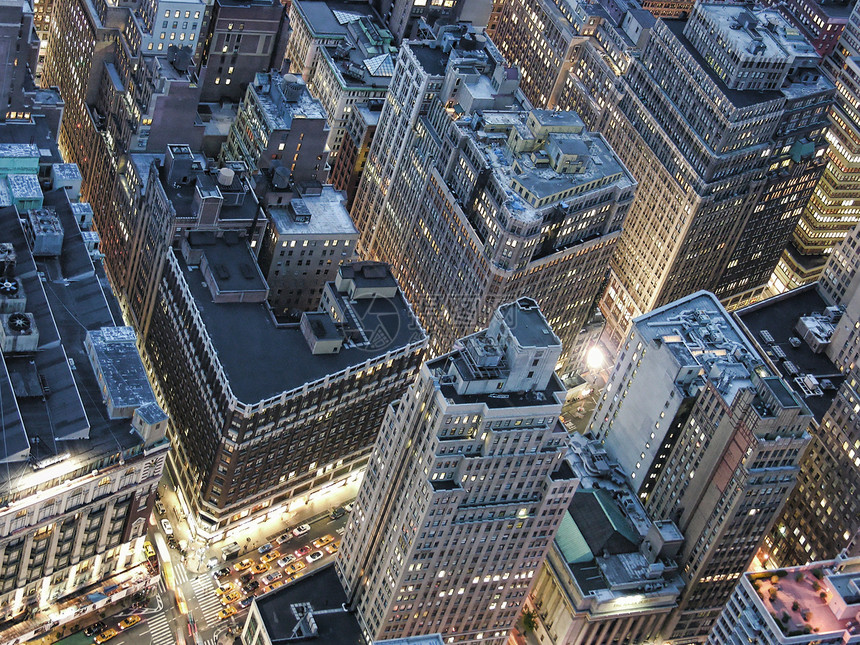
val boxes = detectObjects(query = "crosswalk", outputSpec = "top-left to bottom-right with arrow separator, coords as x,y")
146,609 -> 174,645
173,564 -> 189,584
190,574 -> 222,626
157,577 -> 167,594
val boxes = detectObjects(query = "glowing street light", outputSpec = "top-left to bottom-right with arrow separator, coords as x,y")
586,346 -> 605,371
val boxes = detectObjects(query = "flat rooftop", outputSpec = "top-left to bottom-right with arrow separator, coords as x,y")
499,298 -> 562,348
191,232 -> 268,294
158,163 -> 260,224
268,187 -> 357,237
0,189 -> 146,492
253,564 -> 364,645
177,248 -> 421,404
749,558 -> 860,639
735,285 -> 844,420
294,0 -> 376,37
86,327 -> 158,411
408,43 -> 449,77
461,110 -> 631,222
664,20 -> 784,109
251,73 -> 327,131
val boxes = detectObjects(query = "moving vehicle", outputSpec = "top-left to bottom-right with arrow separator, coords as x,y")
276,533 -> 292,545
84,622 -> 106,636
285,561 -> 306,575
233,558 -> 254,572
217,606 -> 237,620
261,550 -> 280,564
215,582 -> 236,596
251,562 -> 270,575
118,616 -> 141,630
220,590 -> 241,605
258,543 -> 273,554
160,519 -> 173,535
292,524 -> 310,538
155,500 -> 166,515
312,535 -> 334,548
306,550 -> 324,564
329,507 -> 345,520
261,571 -> 282,585
324,541 -> 340,554
276,554 -> 296,568
213,567 -> 231,579
94,629 -> 118,643
295,545 -> 312,557
239,572 -> 254,583
242,580 -> 260,594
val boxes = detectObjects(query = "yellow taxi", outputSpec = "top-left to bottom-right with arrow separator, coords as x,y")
233,558 -> 254,572
324,541 -> 340,554
261,550 -> 281,564
94,629 -> 118,643
270,579 -> 285,590
118,615 -> 141,630
217,606 -> 237,620
220,590 -> 241,605
215,581 -> 236,596
312,535 -> 335,549
285,561 -> 306,575
251,562 -> 270,575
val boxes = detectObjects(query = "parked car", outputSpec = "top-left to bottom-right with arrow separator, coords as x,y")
329,507 -> 345,520
154,500 -> 166,515
160,519 -> 173,535
292,524 -> 311,538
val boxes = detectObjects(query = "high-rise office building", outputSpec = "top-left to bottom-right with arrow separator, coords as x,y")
337,298 -> 579,644
525,432 -> 685,645
735,257 -> 860,568
590,291 -> 811,642
256,184 -> 358,316
707,554 -> 860,644
770,2 -> 860,294
351,29 -> 636,366
493,0 -> 834,347
763,0 -> 855,57
195,0 -> 288,102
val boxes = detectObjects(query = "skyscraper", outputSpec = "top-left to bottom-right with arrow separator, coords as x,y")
590,291 -> 811,642
493,0 -> 834,347
735,247 -> 860,568
351,28 -> 636,366
337,298 -> 579,644
770,1 -> 860,294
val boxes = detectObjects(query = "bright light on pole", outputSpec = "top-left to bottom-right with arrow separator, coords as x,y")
586,346 -> 605,371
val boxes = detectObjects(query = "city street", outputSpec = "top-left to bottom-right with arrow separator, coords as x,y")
60,489 -> 353,645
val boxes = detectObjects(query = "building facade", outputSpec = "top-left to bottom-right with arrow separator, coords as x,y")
337,298 -> 578,644
329,100 -> 381,208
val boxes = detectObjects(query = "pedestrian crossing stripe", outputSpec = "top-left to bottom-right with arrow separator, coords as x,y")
157,578 -> 167,594
173,566 -> 188,584
147,613 -> 174,645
